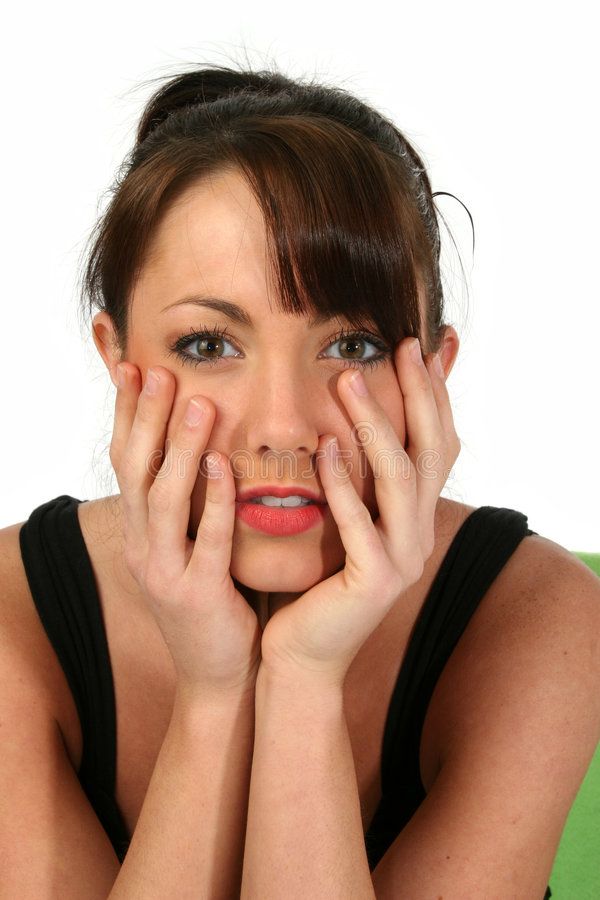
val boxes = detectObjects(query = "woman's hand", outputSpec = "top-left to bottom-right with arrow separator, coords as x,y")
259,337 -> 461,688
110,363 -> 262,700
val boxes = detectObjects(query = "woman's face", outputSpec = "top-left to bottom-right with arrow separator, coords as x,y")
94,168 -> 441,615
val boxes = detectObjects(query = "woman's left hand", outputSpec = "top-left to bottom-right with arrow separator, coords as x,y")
259,336 -> 461,688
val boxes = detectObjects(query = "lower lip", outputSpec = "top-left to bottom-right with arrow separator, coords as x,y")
235,501 -> 328,536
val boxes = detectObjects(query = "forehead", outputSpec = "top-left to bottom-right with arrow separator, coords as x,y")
133,167 -> 428,336
140,168 -> 269,295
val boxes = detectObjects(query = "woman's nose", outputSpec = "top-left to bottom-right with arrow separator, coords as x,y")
241,366 -> 331,460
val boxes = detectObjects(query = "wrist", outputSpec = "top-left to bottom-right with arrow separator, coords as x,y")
256,660 -> 346,700
174,676 -> 258,715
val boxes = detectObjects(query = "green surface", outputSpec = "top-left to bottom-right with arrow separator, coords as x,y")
573,552 -> 600,578
547,552 -> 600,898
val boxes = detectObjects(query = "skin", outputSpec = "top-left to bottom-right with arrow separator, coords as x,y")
92,167 -> 460,626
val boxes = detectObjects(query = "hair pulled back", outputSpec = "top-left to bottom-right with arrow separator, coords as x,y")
80,64 -> 471,357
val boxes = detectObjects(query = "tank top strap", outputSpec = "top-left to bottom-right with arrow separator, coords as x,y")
365,505 -> 538,872
18,494 -> 129,858
382,505 -> 537,798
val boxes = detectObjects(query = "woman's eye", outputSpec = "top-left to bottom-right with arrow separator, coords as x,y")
186,333 -> 239,363
168,329 -> 241,369
321,333 -> 389,369
168,327 -> 391,371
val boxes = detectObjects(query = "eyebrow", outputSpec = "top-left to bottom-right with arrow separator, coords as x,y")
159,296 -> 337,329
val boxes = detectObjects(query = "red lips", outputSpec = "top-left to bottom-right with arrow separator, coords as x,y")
235,484 -> 327,504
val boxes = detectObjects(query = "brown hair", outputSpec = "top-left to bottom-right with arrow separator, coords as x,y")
79,64 -> 472,358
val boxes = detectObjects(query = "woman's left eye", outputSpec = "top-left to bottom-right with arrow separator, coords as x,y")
167,325 -> 391,371
321,330 -> 391,370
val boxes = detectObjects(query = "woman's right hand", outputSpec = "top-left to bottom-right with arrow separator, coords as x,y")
109,363 -> 262,700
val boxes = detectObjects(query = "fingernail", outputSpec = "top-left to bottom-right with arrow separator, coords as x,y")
349,371 -> 368,396
144,368 -> 160,395
410,338 -> 424,366
184,398 -> 205,426
433,353 -> 445,378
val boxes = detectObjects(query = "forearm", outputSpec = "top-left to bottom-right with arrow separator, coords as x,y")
108,685 -> 255,900
240,669 -> 375,899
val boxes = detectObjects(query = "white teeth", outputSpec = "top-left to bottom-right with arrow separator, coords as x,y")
250,495 -> 313,507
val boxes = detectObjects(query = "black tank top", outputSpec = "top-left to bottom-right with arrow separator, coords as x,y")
18,494 -> 551,899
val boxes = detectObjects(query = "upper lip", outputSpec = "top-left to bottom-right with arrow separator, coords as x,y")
236,485 -> 327,504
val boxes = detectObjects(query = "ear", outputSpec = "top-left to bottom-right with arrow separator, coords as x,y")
436,325 -> 460,381
92,312 -> 123,389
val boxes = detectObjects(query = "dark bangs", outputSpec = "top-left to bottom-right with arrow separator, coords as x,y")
231,115 -> 424,344
81,71 -> 442,354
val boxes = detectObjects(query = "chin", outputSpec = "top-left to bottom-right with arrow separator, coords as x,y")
229,539 -> 343,594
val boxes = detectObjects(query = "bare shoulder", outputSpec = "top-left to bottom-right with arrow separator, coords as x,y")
432,526 -> 600,771
0,517 -> 52,668
499,529 -> 600,606
0,519 -> 81,764
370,526 -> 600,895
464,525 -> 600,670
0,519 -> 28,596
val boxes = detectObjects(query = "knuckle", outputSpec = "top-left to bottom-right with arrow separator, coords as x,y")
387,569 -> 408,597
437,434 -> 452,469
171,443 -> 198,480
108,442 -> 121,471
415,369 -> 432,392
147,481 -> 174,514
437,431 -> 456,460
422,529 -> 435,561
357,503 -> 376,531
146,453 -> 165,479
406,556 -> 425,585
412,560 -> 425,584
356,516 -> 381,552
203,486 -> 225,509
123,545 -> 145,582
377,418 -> 398,446
196,512 -> 227,547
136,400 -> 160,427
118,454 -> 139,490
144,563 -> 170,599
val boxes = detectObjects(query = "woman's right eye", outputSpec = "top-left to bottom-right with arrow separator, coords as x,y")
167,325 -> 241,369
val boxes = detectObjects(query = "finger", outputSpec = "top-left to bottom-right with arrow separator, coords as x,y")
395,339 -> 447,549
109,362 -> 141,473
335,365 -> 420,562
424,351 -> 462,465
118,365 -> 176,548
419,350 -> 461,504
396,338 -> 444,467
188,449 -> 237,588
317,434 -> 389,593
146,396 -> 216,575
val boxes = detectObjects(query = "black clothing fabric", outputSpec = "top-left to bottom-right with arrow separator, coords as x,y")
19,495 -> 130,863
18,495 -> 551,898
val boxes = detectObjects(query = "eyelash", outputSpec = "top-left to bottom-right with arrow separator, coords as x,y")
166,323 -> 392,371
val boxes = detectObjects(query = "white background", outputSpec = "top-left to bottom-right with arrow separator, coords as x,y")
1,0 -> 598,550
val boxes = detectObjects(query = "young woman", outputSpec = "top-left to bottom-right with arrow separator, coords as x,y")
2,65 -> 599,899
